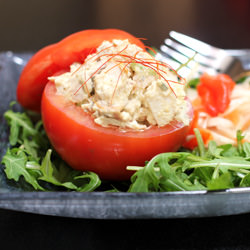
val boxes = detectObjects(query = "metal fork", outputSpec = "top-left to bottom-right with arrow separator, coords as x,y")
156,31 -> 250,79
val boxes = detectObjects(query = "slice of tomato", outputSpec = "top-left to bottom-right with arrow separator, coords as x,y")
41,81 -> 192,180
17,29 -> 145,112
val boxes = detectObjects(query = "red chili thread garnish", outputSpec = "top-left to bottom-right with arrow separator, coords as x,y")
110,61 -> 131,105
71,46 -> 115,97
73,45 -> 129,96
136,37 -> 148,41
72,42 -> 186,106
108,53 -> 178,96
109,50 -> 141,105
135,55 -> 186,84
101,53 -> 182,96
84,44 -> 115,64
136,60 -> 177,96
71,44 -> 115,76
109,52 -> 182,80
136,56 -> 186,84
104,61 -> 123,74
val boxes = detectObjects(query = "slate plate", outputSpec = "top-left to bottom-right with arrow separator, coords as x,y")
1,51 -> 250,219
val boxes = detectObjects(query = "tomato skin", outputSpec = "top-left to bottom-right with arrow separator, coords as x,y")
17,44 -> 61,113
17,29 -> 145,112
42,81 -> 191,180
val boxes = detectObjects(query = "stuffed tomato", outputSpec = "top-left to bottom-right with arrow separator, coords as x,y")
42,81 -> 191,180
18,29 -> 193,180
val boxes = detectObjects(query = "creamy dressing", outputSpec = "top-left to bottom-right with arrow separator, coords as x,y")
49,39 -> 190,130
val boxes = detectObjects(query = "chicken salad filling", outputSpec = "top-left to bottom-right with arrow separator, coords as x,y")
49,39 -> 191,130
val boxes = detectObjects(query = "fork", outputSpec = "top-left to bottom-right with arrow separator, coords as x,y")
155,31 -> 250,79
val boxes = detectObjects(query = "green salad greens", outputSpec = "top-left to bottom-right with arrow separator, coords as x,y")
2,108 -> 101,192
2,105 -> 250,192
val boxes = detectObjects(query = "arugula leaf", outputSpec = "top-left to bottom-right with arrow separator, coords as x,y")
240,172 -> 250,187
4,110 -> 37,145
243,142 -> 250,160
129,152 -> 207,192
38,149 -> 101,191
207,172 -> 234,190
2,148 -> 44,190
128,129 -> 250,192
191,167 -> 213,186
1,107 -> 101,192
74,172 -> 102,192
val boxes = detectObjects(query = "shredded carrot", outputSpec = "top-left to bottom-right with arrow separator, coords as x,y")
185,80 -> 250,147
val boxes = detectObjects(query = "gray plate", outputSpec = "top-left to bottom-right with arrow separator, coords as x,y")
1,52 -> 250,219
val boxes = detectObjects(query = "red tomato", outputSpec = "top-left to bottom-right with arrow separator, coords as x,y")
41,81 -> 192,180
197,73 -> 235,116
17,29 -> 145,112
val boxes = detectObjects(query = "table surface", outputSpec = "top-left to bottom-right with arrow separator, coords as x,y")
1,208 -> 250,250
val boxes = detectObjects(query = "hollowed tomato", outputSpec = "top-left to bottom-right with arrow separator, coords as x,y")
42,81 -> 192,180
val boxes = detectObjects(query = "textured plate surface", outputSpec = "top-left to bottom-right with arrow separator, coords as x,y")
1,52 -> 250,219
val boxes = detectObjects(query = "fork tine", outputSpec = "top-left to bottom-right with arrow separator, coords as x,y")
169,31 -> 227,58
156,49 -> 217,78
165,38 -> 196,58
160,44 -> 218,75
160,44 -> 193,66
157,31 -> 246,79
164,38 -> 224,70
